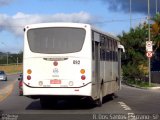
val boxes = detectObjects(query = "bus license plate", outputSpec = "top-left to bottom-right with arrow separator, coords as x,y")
50,79 -> 61,84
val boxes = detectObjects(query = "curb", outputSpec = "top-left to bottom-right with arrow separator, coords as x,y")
122,82 -> 160,90
147,87 -> 160,90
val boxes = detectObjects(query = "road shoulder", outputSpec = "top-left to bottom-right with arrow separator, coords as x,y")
0,80 -> 16,102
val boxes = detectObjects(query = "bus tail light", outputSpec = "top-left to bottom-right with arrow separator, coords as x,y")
53,61 -> 58,66
80,69 -> 85,74
80,69 -> 86,80
27,75 -> 31,80
27,69 -> 32,80
27,69 -> 32,74
81,75 -> 86,80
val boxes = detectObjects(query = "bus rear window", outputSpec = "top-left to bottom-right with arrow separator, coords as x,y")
27,27 -> 86,54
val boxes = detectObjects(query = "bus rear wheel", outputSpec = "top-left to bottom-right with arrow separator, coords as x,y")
96,87 -> 103,107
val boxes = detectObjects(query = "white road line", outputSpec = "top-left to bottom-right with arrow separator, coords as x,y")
0,80 -> 16,102
118,101 -> 136,120
118,101 -> 131,111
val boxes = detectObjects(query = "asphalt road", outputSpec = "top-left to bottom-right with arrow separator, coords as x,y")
0,74 -> 18,89
0,75 -> 160,120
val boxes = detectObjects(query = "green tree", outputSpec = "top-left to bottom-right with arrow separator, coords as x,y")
0,51 -> 23,65
151,13 -> 160,52
119,25 -> 148,81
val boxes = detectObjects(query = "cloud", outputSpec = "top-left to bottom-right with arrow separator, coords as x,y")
0,12 -> 96,37
102,0 -> 160,15
0,0 -> 14,6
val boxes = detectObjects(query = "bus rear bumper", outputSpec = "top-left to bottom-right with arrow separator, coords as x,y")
23,82 -> 92,98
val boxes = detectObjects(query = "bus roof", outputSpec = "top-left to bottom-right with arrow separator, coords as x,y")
25,22 -> 89,29
91,26 -> 120,41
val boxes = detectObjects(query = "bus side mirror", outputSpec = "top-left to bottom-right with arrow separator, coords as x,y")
118,45 -> 125,53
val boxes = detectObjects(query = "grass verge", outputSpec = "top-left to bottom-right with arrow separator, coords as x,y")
0,64 -> 22,74
125,79 -> 155,88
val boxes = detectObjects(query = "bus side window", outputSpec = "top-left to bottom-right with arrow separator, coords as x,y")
92,31 -> 95,60
92,41 -> 95,60
109,39 -> 112,61
111,39 -> 114,61
115,41 -> 118,61
105,37 -> 109,61
112,40 -> 115,61
104,36 -> 107,61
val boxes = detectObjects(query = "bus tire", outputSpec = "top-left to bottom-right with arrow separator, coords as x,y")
40,98 -> 50,109
96,86 -> 103,107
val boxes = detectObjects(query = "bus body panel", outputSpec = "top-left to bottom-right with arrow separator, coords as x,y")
23,81 -> 92,96
23,57 -> 91,88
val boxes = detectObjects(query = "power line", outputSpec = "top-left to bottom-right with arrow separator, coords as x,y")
92,17 -> 147,24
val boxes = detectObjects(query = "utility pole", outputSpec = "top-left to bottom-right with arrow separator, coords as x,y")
17,57 -> 18,67
130,0 -> 132,29
7,52 -> 8,65
156,0 -> 158,14
148,0 -> 151,86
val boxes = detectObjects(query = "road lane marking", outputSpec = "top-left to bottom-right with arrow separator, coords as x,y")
0,80 -> 16,102
118,102 -> 136,120
118,101 -> 131,111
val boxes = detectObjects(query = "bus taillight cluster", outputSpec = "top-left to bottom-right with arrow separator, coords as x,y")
80,69 -> 86,80
27,69 -> 32,80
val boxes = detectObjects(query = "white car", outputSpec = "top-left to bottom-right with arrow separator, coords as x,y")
0,71 -> 7,81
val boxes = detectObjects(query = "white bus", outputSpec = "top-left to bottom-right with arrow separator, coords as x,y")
23,23 -> 124,108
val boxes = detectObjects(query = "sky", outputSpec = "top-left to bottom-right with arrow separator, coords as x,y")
0,0 -> 159,53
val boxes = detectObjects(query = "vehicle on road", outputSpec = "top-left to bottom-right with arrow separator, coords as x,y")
0,70 -> 7,81
18,73 -> 23,96
23,23 -> 124,108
